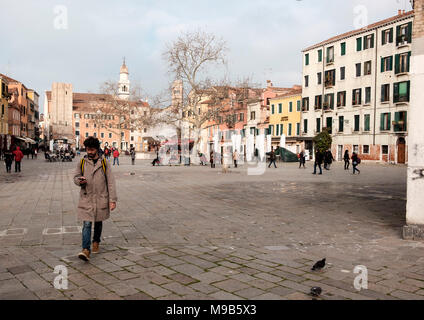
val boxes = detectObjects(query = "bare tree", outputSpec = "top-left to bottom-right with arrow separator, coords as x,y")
162,29 -> 229,161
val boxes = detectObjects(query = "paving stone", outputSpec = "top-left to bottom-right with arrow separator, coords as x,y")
166,273 -> 199,285
208,266 -> 240,276
253,292 -> 284,300
7,265 -> 33,275
234,287 -> 266,299
171,263 -> 207,276
138,283 -> 171,298
253,272 -> 283,283
162,282 -> 197,295
107,282 -> 139,296
0,272 -> 14,281
212,279 -> 250,292
390,290 -> 424,300
189,282 -> 220,294
89,272 -> 120,286
124,292 -> 154,300
210,290 -> 244,300
249,279 -> 278,290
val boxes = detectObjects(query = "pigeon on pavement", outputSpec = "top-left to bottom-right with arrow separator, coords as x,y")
310,286 -> 322,297
311,258 -> 326,271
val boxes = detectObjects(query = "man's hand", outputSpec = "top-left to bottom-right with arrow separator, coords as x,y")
110,202 -> 116,211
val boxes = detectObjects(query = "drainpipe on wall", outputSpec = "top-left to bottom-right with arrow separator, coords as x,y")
373,29 -> 378,147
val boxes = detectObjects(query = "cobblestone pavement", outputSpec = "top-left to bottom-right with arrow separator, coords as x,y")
1,155 -> 423,300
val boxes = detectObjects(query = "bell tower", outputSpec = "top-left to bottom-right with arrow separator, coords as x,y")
118,57 -> 130,100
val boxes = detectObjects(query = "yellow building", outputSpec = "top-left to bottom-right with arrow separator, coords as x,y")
268,88 -> 303,153
0,75 -> 9,135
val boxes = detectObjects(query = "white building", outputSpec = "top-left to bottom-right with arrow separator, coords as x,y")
301,10 -> 413,163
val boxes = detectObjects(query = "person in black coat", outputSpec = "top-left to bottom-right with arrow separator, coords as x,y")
343,150 -> 350,170
313,150 -> 323,175
298,150 -> 306,169
351,152 -> 361,174
324,149 -> 334,170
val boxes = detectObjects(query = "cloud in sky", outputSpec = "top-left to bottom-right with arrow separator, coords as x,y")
0,0 -> 412,112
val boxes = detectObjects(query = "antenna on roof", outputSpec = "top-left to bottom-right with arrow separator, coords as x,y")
123,56 -> 126,65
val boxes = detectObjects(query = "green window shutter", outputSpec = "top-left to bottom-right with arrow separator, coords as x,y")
380,113 -> 384,130
381,84 -> 385,102
364,114 -> 370,131
395,54 -> 400,74
341,42 -> 346,55
288,123 -> 292,136
305,53 -> 309,65
405,111 -> 407,131
381,57 -> 384,72
363,36 -> 367,49
296,123 -> 300,136
289,102 -> 292,112
281,124 -> 284,135
389,56 -> 393,71
407,52 -> 411,72
388,113 -> 391,130
394,82 -> 399,102
278,103 -> 282,113
318,50 -> 322,62
276,124 -> 279,136
408,22 -> 413,43
390,28 -> 393,43
371,34 -> 375,48
407,80 -> 410,101
271,104 -> 274,114
382,30 -> 385,45
356,38 -> 362,51
297,100 -> 300,111
394,111 -> 400,123
396,25 -> 401,45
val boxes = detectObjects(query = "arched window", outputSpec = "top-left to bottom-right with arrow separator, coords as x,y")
123,85 -> 127,92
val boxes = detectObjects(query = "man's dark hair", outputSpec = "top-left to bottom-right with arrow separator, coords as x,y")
83,136 -> 100,149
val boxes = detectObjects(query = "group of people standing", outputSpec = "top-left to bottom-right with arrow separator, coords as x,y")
102,146 -> 120,165
3,146 -> 24,173
312,149 -> 361,175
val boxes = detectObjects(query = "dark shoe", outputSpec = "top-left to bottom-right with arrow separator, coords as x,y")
78,249 -> 90,261
318,173 -> 322,175
92,242 -> 99,254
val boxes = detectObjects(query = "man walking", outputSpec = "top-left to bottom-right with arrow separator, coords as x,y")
324,149 -> 334,170
210,151 -> 215,168
343,150 -> 350,170
268,148 -> 277,168
4,150 -> 13,173
351,152 -> 361,175
13,146 -> 24,173
130,147 -> 136,165
233,149 -> 238,168
312,150 -> 323,175
73,137 -> 117,261
299,150 -> 306,169
113,148 -> 120,166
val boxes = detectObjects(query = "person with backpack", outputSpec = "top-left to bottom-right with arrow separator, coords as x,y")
298,150 -> 306,169
324,149 -> 334,170
351,152 -> 361,174
343,150 -> 350,170
112,148 -> 120,166
13,146 -> 24,172
73,136 -> 117,261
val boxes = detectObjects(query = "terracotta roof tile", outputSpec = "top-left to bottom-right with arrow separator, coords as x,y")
303,10 -> 414,52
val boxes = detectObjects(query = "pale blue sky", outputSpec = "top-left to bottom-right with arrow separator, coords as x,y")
0,0 -> 413,112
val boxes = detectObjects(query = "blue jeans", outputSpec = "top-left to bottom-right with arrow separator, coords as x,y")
113,157 -> 119,165
82,221 -> 103,251
313,163 -> 322,174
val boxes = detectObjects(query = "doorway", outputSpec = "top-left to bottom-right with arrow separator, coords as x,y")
397,137 -> 406,164
338,145 -> 343,161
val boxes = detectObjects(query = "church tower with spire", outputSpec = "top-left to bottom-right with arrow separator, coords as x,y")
118,58 -> 130,100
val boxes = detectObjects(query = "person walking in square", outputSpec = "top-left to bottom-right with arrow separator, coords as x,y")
312,150 -> 323,175
351,152 -> 361,175
233,149 -> 238,168
324,149 -> 334,170
130,147 -> 136,165
4,150 -> 13,173
13,146 -> 24,173
210,151 -> 215,168
74,137 -> 117,261
112,148 -> 120,166
299,150 -> 306,169
343,150 -> 350,170
268,148 -> 277,168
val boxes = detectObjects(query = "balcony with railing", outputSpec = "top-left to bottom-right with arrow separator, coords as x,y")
393,120 -> 407,132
